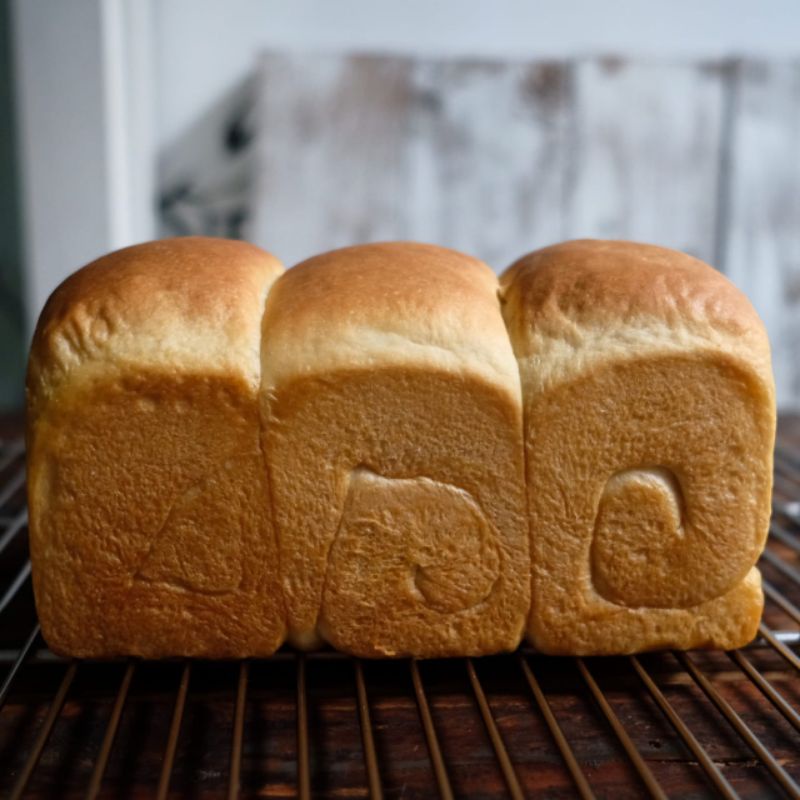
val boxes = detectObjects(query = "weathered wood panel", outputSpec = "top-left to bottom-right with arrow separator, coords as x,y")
404,59 -> 573,270
564,59 -> 728,264
723,61 -> 800,408
161,52 -> 800,407
252,55 -> 726,269
251,54 -> 416,267
251,53 -> 573,271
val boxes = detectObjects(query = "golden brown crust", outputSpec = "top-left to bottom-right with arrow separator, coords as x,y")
268,242 -> 498,338
265,368 -> 528,657
500,240 -> 776,654
500,239 -> 765,339
535,569 -> 764,656
29,372 -> 286,658
27,235 -> 777,658
27,237 -> 287,658
28,237 -> 284,402
261,243 -> 529,656
261,242 -> 519,394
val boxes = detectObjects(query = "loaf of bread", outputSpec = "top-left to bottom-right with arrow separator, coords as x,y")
260,243 -> 529,656
27,236 -> 775,659
500,240 -> 775,654
27,237 -> 286,657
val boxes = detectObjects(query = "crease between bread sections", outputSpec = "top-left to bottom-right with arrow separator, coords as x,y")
25,237 -> 775,659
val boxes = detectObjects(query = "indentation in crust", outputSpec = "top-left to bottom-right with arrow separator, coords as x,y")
133,457 -> 257,595
517,349 -> 774,653
591,466 -> 690,608
50,299 -> 120,373
328,467 -> 501,615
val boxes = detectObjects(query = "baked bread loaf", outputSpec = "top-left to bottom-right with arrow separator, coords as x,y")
27,235 -> 775,659
27,237 -> 287,657
500,240 -> 775,654
260,242 -> 529,656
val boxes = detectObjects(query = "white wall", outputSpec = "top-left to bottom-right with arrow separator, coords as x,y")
13,0 -> 800,329
12,0 -> 155,323
157,0 -> 800,149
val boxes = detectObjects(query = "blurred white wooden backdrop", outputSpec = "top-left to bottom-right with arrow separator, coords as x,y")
160,54 -> 800,408
12,0 -> 800,407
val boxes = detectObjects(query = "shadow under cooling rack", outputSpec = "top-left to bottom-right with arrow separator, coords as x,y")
1,420 -> 800,798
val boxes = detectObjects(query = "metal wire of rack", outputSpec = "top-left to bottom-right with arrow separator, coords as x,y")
0,420 -> 799,798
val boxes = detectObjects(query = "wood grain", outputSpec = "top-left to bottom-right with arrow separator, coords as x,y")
161,54 -> 800,405
564,59 -> 727,264
404,59 -> 574,269
251,53 -> 574,271
250,54 -> 416,267
723,60 -> 800,409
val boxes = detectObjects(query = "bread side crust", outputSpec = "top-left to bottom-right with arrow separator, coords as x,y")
261,243 -> 529,655
262,242 -> 521,398
501,240 -> 776,654
28,237 -> 284,408
27,238 -> 287,658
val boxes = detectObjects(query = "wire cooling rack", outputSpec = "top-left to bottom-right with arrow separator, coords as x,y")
1,420 -> 799,798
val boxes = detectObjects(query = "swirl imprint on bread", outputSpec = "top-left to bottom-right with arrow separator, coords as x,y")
317,468 -> 501,655
261,243 -> 529,657
500,240 -> 775,654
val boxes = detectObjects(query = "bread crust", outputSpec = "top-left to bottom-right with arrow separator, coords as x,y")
262,242 -> 520,397
500,239 -> 776,654
501,239 -> 769,344
27,237 -> 287,658
26,236 -> 776,658
261,242 -> 529,655
28,236 -> 284,404
500,239 -> 772,394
